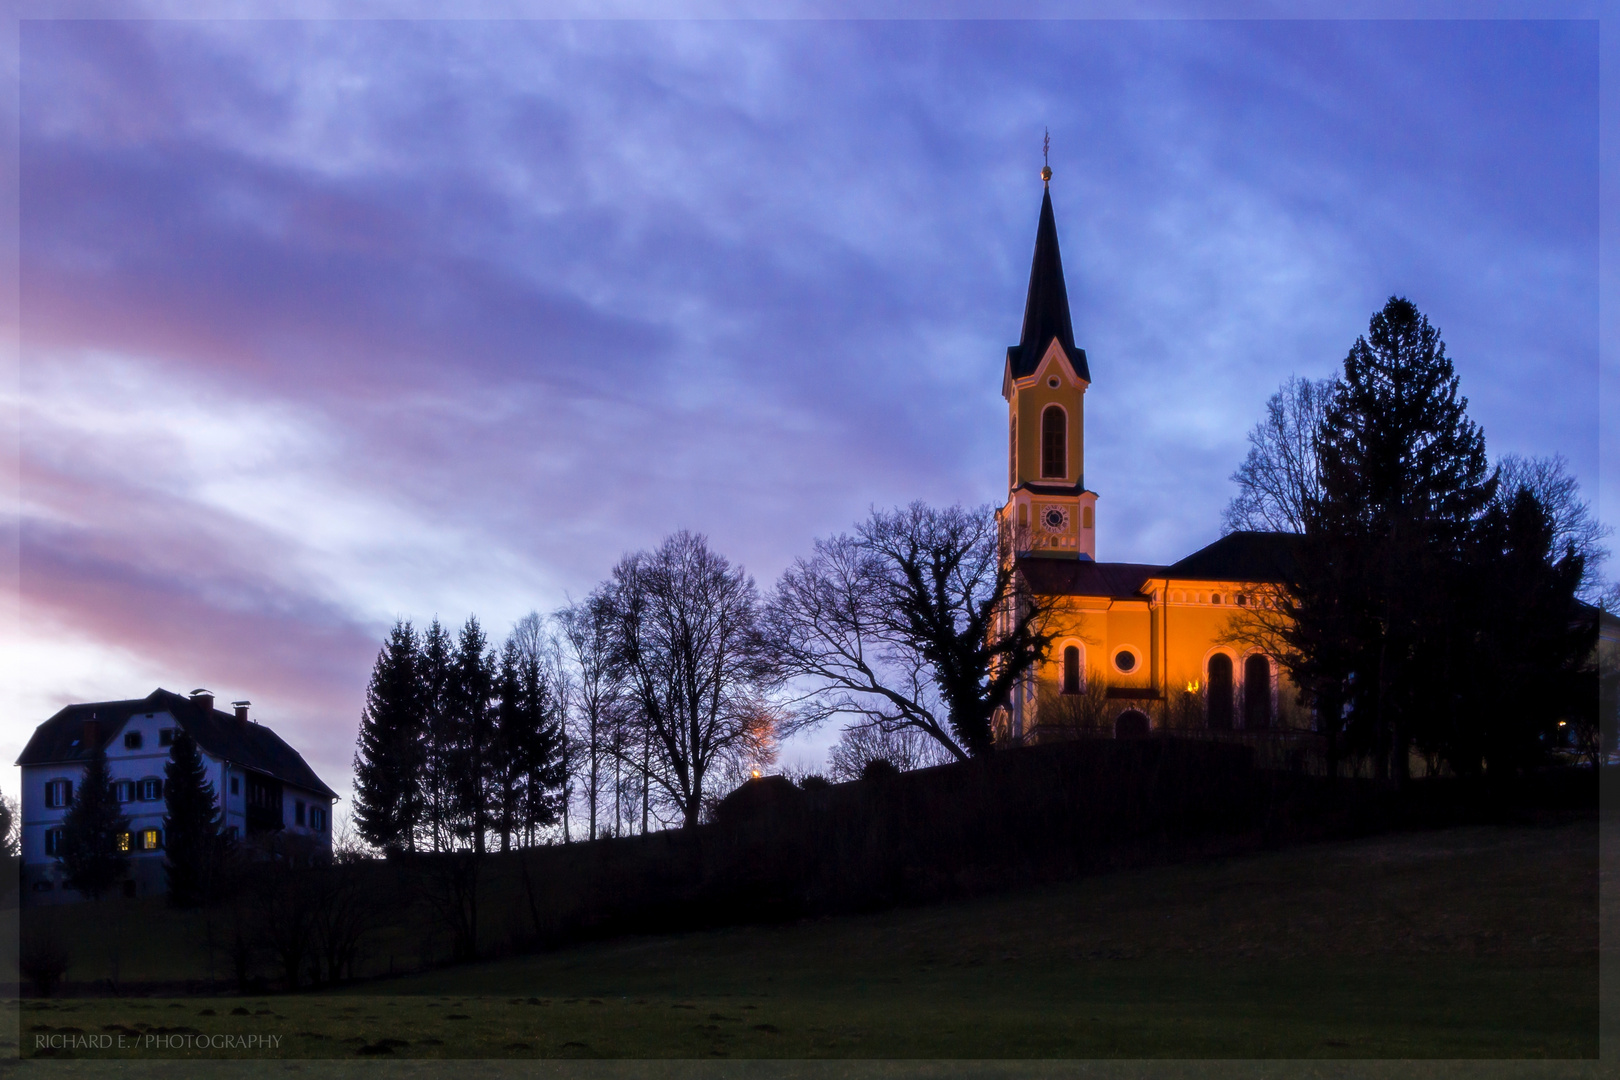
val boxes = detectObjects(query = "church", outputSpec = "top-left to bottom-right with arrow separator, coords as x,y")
994,165 -> 1301,745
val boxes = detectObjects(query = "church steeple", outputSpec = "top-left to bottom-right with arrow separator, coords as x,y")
997,161 -> 1098,563
1008,184 -> 1089,383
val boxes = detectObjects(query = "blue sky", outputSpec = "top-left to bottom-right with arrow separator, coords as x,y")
7,16 -> 1603,798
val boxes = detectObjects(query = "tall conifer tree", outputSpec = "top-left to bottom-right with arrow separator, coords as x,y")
1289,297 -> 1495,783
163,729 -> 222,907
418,618 -> 455,851
59,740 -> 129,900
448,617 -> 494,853
353,620 -> 425,852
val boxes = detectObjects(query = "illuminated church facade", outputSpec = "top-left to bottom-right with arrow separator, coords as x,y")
995,174 -> 1301,743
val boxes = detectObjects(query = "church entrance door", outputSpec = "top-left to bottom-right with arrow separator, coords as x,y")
1115,709 -> 1150,739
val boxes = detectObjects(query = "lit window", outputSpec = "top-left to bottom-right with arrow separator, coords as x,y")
141,829 -> 161,851
117,832 -> 131,853
124,731 -> 143,750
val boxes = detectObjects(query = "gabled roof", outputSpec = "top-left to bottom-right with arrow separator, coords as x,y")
16,688 -> 338,801
1007,185 -> 1090,383
1160,531 -> 1301,584
1018,557 -> 1168,600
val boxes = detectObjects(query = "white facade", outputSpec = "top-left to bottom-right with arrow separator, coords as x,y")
19,694 -> 335,903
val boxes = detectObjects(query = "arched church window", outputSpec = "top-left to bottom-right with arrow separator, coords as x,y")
1062,646 -> 1081,694
1207,653 -> 1234,731
1243,655 -> 1271,731
1009,416 -> 1018,490
1041,406 -> 1066,479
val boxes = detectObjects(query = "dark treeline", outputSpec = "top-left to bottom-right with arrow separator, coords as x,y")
353,512 -> 1052,849
353,617 -> 565,854
1229,297 -> 1607,780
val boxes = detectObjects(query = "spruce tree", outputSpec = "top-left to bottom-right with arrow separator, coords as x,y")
353,620 -> 425,852
1293,296 -> 1495,783
163,729 -> 222,907
517,645 -> 566,845
418,618 -> 455,852
448,617 -> 494,854
59,740 -> 129,900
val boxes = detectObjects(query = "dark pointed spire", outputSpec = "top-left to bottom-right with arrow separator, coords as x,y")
1008,181 -> 1089,382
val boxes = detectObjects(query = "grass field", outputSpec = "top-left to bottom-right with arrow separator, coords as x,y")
16,818 -> 1603,1059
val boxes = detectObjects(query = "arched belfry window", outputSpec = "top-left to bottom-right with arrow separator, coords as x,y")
1207,653 -> 1234,731
1243,655 -> 1272,731
1062,646 -> 1081,694
1041,406 -> 1066,479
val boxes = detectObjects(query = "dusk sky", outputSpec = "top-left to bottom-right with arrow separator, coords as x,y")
9,16 -> 1603,808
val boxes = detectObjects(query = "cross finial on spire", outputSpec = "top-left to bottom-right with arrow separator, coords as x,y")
1041,128 -> 1051,184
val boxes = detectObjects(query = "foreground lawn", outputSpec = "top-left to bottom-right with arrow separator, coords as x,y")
19,819 -> 1602,1059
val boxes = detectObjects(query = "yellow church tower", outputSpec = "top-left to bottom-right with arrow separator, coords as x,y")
998,164 -> 1098,561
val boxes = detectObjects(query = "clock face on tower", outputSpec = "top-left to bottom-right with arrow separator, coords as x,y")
1041,505 -> 1070,532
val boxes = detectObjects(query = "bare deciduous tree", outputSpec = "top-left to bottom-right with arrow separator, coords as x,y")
826,721 -> 951,781
1222,375 -> 1335,535
762,502 -> 1051,761
1494,454 -> 1611,601
609,531 -> 775,829
555,589 -> 625,840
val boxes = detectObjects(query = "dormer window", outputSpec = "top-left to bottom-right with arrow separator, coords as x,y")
1040,405 -> 1067,479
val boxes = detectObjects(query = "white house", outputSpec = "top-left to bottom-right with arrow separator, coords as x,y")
16,687 -> 338,903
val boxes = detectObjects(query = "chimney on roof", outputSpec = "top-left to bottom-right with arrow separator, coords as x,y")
189,688 -> 215,714
82,715 -> 99,749
232,700 -> 250,726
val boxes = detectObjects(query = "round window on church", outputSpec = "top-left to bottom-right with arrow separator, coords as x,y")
1113,648 -> 1137,674
1047,377 -> 1060,388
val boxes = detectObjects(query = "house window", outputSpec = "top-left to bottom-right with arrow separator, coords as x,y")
230,777 -> 240,795
44,828 -> 63,856
227,826 -> 240,841
118,831 -> 131,853
139,778 -> 163,801
115,780 -> 134,804
124,731 -> 143,750
1061,646 -> 1082,694
1040,406 -> 1067,479
159,728 -> 176,747
44,779 -> 72,808
139,829 -> 162,851
311,808 -> 326,832
295,800 -> 306,826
